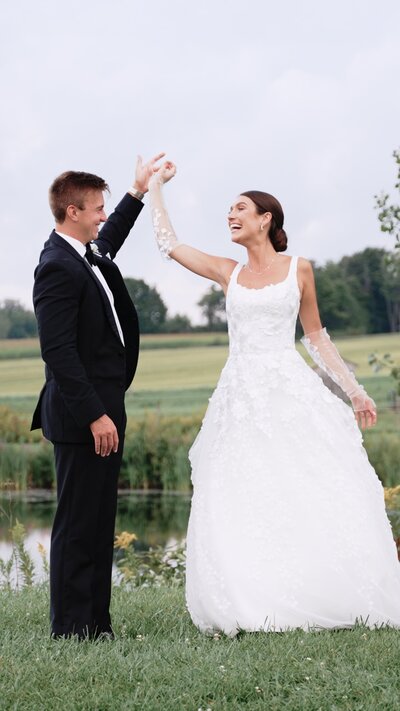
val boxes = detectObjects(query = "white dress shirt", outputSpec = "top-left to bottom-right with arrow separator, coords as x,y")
56,232 -> 125,345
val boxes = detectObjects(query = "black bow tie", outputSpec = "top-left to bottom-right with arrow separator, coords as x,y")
85,243 -> 95,266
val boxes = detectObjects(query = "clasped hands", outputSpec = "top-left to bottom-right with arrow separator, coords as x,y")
132,153 -> 176,195
148,159 -> 177,188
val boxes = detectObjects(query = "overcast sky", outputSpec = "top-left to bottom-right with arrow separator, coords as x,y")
1,0 -> 399,322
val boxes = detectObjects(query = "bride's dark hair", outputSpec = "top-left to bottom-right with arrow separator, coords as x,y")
241,191 -> 288,252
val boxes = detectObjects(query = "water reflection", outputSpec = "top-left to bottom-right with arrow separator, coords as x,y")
0,491 -> 191,584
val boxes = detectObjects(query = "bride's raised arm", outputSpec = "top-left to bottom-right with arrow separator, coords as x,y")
148,162 -> 236,292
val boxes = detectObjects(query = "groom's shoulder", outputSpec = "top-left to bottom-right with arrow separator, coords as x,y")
38,232 -> 75,261
35,233 -> 80,277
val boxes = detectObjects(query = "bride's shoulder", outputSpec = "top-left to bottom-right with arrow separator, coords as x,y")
296,256 -> 314,272
282,255 -> 312,271
296,257 -> 317,291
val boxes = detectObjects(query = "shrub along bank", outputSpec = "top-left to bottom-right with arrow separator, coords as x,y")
0,408 -> 201,492
0,405 -> 399,491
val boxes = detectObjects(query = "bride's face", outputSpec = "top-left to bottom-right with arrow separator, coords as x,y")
228,195 -> 268,245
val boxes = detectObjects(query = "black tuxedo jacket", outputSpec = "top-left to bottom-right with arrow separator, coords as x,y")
31,194 -> 142,444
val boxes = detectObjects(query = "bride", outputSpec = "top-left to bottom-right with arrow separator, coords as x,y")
148,161 -> 400,635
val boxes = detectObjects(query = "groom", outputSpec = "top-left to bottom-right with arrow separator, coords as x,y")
31,153 -> 164,639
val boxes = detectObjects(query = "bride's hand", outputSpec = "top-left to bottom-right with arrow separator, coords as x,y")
351,393 -> 377,429
149,161 -> 177,188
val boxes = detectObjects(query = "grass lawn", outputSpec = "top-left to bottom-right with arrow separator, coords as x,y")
1,586 -> 400,711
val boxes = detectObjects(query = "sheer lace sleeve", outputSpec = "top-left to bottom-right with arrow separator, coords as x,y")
301,327 -> 375,412
149,177 -> 181,259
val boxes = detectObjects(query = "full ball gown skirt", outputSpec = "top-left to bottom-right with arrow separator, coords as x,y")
185,257 -> 400,635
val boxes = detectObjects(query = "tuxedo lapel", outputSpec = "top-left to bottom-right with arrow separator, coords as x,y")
95,257 -> 131,328
83,258 -> 123,344
48,231 -> 123,344
95,256 -> 140,386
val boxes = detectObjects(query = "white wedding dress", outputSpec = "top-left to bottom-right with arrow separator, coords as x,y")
185,257 -> 400,635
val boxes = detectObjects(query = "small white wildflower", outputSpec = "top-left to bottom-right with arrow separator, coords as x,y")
255,686 -> 263,694
305,676 -> 311,681
306,657 -> 312,661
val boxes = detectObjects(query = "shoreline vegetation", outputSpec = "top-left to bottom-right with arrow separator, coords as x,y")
0,332 -> 399,491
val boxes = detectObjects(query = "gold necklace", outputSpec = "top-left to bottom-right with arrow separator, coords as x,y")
245,256 -> 277,275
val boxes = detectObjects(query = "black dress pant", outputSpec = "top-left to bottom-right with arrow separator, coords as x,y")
50,438 -> 124,638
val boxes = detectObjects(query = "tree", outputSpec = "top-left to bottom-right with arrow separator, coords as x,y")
375,148 -> 400,246
369,149 -> 400,401
197,285 -> 227,331
124,278 -> 167,333
163,314 -> 192,333
375,148 -> 400,332
0,300 -> 38,338
339,249 -> 391,333
314,262 -> 368,334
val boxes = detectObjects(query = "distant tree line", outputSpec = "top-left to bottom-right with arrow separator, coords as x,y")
2,247 -> 399,338
0,300 -> 38,339
195,247 -> 400,335
314,247 -> 399,334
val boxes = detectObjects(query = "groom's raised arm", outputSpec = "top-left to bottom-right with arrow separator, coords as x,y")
96,152 -> 165,259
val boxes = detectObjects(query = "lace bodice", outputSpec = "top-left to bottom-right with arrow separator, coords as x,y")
226,257 -> 299,355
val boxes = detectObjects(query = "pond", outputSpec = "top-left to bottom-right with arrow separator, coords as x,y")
0,490 -> 191,584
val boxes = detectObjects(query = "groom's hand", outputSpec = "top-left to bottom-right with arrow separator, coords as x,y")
133,152 -> 166,194
90,414 -> 119,456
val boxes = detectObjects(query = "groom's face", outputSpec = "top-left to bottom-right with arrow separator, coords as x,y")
77,189 -> 107,242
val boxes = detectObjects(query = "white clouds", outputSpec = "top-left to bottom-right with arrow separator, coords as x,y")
0,0 -> 399,321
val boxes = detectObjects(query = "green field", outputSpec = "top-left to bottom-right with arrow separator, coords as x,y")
0,332 -> 399,421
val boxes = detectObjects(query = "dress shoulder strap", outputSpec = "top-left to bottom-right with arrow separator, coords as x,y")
228,262 -> 242,284
288,255 -> 298,282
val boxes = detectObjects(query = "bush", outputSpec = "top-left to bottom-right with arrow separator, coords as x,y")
0,444 -> 31,489
1,406 -> 399,492
0,406 -> 41,444
120,414 -> 200,491
0,442 -> 55,490
364,431 -> 400,487
28,443 -> 55,488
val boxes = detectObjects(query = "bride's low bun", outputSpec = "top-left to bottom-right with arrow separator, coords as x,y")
241,190 -> 288,252
270,226 -> 288,252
